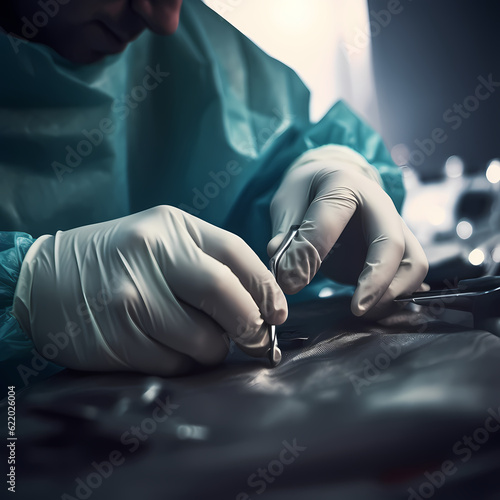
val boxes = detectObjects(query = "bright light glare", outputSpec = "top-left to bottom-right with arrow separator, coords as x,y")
318,287 -> 335,298
486,159 -> 500,184
270,0 -> 315,29
203,0 -> 376,123
426,206 -> 446,226
456,220 -> 473,240
445,155 -> 464,178
468,248 -> 485,266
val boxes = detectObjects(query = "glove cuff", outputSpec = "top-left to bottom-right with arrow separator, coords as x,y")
11,235 -> 52,339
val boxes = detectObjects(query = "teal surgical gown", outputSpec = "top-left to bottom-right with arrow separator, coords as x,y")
0,0 -> 404,387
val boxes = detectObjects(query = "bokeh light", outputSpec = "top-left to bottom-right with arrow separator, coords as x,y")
492,245 -> 500,263
486,159 -> 500,184
456,220 -> 473,240
445,155 -> 464,178
468,248 -> 485,266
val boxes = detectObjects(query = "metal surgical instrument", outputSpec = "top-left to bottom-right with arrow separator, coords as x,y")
395,275 -> 500,337
266,225 -> 301,367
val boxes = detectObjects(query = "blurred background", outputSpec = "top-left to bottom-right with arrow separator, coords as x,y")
204,0 -> 500,286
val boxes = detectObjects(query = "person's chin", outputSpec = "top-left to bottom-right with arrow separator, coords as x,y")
55,26 -> 133,64
163,13 -> 181,36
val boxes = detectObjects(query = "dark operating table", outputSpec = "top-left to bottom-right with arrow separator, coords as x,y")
3,297 -> 500,500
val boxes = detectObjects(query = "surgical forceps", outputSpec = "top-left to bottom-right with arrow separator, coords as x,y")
395,275 -> 500,336
266,225 -> 301,367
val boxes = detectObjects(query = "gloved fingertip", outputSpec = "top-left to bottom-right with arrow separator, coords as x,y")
267,233 -> 285,258
351,300 -> 367,317
271,304 -> 288,325
264,297 -> 288,325
417,282 -> 431,292
235,322 -> 272,358
351,289 -> 376,317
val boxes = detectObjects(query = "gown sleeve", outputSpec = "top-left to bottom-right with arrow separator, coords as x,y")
0,231 -> 64,388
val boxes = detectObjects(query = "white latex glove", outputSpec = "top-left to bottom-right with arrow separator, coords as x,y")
268,145 -> 428,318
12,206 -> 287,376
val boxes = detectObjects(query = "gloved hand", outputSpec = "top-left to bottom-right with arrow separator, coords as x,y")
12,206 -> 287,376
268,145 -> 428,318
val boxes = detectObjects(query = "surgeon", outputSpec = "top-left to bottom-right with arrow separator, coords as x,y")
0,0 -> 428,383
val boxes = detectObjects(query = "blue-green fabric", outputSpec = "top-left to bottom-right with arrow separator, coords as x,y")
0,233 -> 64,388
0,0 -> 404,379
0,232 -> 34,360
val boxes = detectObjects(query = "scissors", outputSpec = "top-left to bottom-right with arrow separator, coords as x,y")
265,225 -> 301,367
395,275 -> 500,336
